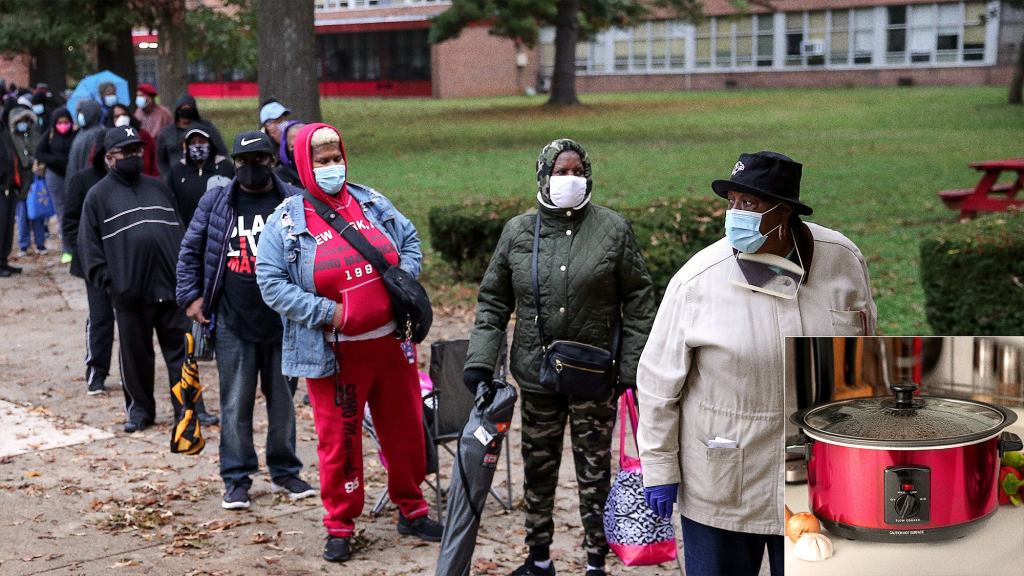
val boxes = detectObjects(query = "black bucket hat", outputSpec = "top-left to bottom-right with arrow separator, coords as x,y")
711,151 -> 812,216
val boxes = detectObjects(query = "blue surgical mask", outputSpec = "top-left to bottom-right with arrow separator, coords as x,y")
15,122 -> 29,133
314,164 -> 346,195
32,104 -> 44,115
103,94 -> 118,107
724,204 -> 781,253
77,112 -> 87,127
135,95 -> 148,109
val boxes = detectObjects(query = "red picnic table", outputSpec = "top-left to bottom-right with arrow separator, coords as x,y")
939,158 -> 1024,220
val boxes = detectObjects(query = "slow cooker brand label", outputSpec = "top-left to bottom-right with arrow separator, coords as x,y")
889,530 -> 926,535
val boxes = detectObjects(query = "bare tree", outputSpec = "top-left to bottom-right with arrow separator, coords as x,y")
258,0 -> 321,122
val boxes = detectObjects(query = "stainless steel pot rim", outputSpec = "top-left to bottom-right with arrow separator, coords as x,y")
800,428 -> 1005,451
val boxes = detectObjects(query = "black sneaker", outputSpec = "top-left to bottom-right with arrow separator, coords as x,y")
4,265 -> 22,273
585,569 -> 606,576
397,512 -> 443,542
509,559 -> 557,576
87,377 -> 107,396
123,418 -> 151,433
198,411 -> 220,426
323,535 -> 351,562
271,476 -> 317,500
222,485 -> 251,510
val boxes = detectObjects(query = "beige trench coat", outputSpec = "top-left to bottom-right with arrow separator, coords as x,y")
636,222 -> 876,535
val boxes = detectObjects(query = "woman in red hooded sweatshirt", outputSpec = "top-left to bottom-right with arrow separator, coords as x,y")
255,123 -> 442,563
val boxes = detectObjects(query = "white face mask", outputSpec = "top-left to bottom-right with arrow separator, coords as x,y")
113,115 -> 130,127
548,175 -> 588,209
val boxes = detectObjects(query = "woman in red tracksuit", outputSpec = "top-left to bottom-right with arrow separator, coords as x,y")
255,123 -> 442,563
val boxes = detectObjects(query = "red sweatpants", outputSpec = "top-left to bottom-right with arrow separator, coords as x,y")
307,336 -> 429,536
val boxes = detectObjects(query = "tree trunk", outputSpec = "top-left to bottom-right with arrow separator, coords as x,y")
547,0 -> 580,106
259,0 -> 321,123
29,44 -> 68,94
1010,32 -> 1024,105
157,0 -> 189,106
96,0 -> 137,101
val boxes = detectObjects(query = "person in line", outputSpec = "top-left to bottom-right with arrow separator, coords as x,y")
166,127 -> 234,227
66,100 -> 104,179
637,151 -> 877,576
258,99 -> 290,149
97,82 -> 118,127
273,120 -> 304,188
110,103 -> 159,177
463,138 -> 657,576
30,90 -> 52,132
35,107 -> 77,258
78,126 -> 218,432
0,100 -> 21,277
8,106 -> 45,256
178,130 -> 314,510
62,140 -> 113,395
133,83 -> 173,138
256,123 -> 443,563
155,95 -> 227,177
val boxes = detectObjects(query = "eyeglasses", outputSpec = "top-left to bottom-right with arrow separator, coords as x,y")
111,145 -> 144,158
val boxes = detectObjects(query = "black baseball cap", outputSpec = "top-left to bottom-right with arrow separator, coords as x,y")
103,126 -> 144,151
711,151 -> 813,216
231,130 -> 274,158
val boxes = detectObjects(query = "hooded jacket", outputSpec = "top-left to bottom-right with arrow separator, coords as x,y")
6,107 -> 41,198
66,100 -> 104,179
34,107 -> 76,177
78,166 -> 183,306
273,120 -> 303,187
155,95 -> 227,177
464,139 -> 657,395
255,123 -> 422,377
62,142 -> 107,278
167,134 -> 235,227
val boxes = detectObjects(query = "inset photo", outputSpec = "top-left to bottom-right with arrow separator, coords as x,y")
784,337 -> 1024,576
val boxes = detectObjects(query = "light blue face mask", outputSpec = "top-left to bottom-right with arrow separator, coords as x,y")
314,164 -> 346,195
135,95 -> 148,109
32,104 -> 44,115
77,112 -> 87,127
103,94 -> 118,107
15,122 -> 29,133
724,203 -> 781,253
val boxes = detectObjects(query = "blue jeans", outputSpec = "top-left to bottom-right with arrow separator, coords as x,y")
15,200 -> 47,251
681,515 -> 783,576
214,319 -> 302,489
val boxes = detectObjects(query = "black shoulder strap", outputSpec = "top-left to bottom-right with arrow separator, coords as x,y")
301,190 -> 392,273
530,212 -> 547,347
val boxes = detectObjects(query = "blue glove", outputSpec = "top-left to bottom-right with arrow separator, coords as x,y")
644,483 -> 679,519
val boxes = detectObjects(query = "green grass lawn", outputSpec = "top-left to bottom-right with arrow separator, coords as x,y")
199,86 -> 1024,335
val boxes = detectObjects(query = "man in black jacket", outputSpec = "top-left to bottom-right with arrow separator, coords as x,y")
155,95 -> 227,178
78,126 -> 216,432
167,127 -> 234,227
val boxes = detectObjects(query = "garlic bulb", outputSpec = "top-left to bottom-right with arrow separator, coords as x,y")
794,532 -> 834,562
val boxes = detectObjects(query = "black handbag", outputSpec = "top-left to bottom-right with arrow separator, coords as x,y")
302,191 -> 432,343
531,212 -> 619,400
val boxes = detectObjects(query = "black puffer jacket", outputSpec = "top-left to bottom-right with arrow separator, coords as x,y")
78,169 -> 183,305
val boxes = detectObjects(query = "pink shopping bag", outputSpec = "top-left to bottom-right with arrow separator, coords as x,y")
603,389 -> 678,566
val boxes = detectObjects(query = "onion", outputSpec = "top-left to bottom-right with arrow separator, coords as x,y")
795,533 -> 834,561
785,505 -> 793,525
786,511 -> 821,543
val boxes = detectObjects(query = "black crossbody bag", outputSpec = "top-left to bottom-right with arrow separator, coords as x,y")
303,191 -> 432,343
531,212 -> 620,399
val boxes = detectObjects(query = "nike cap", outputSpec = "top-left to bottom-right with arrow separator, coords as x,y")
231,130 -> 274,158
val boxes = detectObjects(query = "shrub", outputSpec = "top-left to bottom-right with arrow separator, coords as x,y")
429,196 -> 724,299
920,209 -> 1024,334
428,197 -> 530,282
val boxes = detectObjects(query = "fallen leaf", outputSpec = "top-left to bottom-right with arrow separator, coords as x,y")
24,470 -> 41,478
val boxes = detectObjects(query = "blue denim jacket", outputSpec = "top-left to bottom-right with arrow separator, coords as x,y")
255,182 -> 422,378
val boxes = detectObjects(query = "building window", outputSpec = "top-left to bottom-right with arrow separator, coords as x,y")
963,2 -> 987,61
755,14 -> 773,67
613,27 -> 631,71
317,29 -> 430,81
887,5 -> 907,63
785,12 -> 803,66
695,20 -> 711,68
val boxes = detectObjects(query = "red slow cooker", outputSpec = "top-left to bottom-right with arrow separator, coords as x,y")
788,384 -> 1022,543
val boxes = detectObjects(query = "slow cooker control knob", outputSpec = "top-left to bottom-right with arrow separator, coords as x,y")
894,493 -> 919,519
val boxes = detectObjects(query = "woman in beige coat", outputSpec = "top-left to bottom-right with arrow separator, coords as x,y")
636,151 -> 876,576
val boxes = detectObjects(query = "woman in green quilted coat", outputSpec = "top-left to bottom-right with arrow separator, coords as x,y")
463,138 -> 657,576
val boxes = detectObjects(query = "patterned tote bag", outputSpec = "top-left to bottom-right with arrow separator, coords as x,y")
603,389 -> 678,566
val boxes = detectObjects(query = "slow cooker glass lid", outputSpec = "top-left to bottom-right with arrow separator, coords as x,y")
802,394 -> 1006,442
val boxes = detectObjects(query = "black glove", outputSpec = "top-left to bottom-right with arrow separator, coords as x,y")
463,367 -> 492,395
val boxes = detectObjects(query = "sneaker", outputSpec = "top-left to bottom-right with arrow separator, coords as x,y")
60,252 -> 72,264
271,476 -> 317,500
585,569 -> 607,576
323,535 -> 351,562
222,485 -> 251,510
15,250 -> 26,258
198,411 -> 220,426
4,264 -> 21,273
35,247 -> 47,255
397,512 -> 443,542
123,417 -> 151,433
509,559 -> 557,576
87,377 -> 107,396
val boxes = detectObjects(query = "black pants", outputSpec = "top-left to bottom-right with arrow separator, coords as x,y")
0,191 -> 16,267
681,515 -> 783,576
113,300 -> 188,423
84,280 -> 115,387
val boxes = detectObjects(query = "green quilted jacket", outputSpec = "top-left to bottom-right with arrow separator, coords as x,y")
465,203 -> 657,394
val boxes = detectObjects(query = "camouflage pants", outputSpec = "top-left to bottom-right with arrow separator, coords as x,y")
520,388 -> 617,558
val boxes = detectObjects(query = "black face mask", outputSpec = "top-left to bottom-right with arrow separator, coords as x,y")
178,106 -> 199,121
236,164 -> 272,190
114,156 -> 143,179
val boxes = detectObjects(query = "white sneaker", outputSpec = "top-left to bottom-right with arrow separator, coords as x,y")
15,250 -> 26,258
36,247 -> 48,255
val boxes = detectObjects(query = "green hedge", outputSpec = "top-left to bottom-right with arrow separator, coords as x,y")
920,210 -> 1024,334
429,197 -> 724,299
